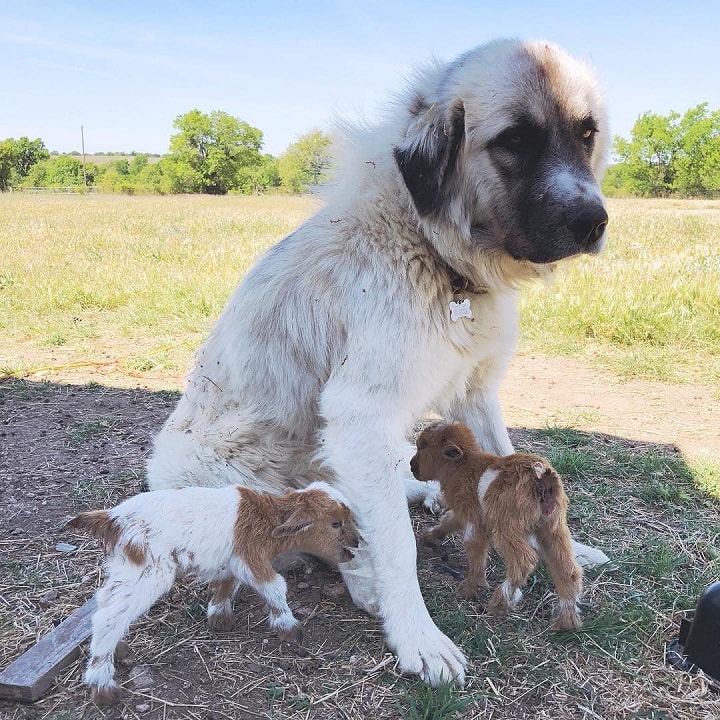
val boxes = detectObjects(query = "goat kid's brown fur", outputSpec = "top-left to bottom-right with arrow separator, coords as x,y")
412,421 -> 583,631
233,486 -> 357,582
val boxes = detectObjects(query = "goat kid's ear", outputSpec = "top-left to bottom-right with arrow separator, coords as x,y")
443,444 -> 464,460
532,462 -> 547,479
272,510 -> 314,538
393,99 -> 465,217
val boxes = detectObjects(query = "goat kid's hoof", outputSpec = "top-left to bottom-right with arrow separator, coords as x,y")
91,685 -> 120,706
208,612 -> 236,633
422,530 -> 443,547
279,624 -> 304,644
458,579 -> 486,600
550,611 -> 582,632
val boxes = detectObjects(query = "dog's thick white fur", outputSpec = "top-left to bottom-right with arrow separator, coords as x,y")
147,39 -> 609,685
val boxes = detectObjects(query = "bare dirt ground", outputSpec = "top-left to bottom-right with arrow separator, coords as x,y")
501,354 -> 720,461
1,352 -> 718,719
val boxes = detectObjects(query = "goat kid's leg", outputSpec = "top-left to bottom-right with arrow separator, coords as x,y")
487,536 -> 538,616
537,526 -> 583,631
254,573 -> 303,643
458,529 -> 490,600
207,576 -> 241,632
85,563 -> 174,704
423,510 -> 462,546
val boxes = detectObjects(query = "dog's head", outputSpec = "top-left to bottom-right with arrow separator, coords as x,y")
393,39 -> 608,266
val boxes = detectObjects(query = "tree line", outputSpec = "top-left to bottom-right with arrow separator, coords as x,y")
603,103 -> 720,198
3,104 -> 718,197
0,109 -> 332,195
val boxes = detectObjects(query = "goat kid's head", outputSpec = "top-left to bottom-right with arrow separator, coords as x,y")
272,484 -> 360,564
410,421 -> 478,481
530,461 -> 562,516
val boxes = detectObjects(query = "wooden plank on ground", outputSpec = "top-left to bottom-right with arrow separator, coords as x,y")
0,597 -> 96,702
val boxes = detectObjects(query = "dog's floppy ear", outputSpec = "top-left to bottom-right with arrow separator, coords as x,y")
443,444 -> 464,460
393,98 -> 465,216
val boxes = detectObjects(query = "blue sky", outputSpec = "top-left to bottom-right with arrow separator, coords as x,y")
2,1 -> 719,156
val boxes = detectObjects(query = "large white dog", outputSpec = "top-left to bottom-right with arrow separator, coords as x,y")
147,39 -> 609,686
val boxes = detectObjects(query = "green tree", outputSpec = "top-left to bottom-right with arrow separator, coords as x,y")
0,140 -> 16,191
13,137 -> 50,177
0,136 -> 49,190
611,104 -> 720,197
673,104 -> 720,196
278,130 -> 332,193
235,154 -> 280,194
168,109 -> 264,194
22,155 -> 98,189
612,112 -> 680,197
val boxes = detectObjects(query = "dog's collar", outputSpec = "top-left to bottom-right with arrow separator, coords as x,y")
444,262 -> 486,296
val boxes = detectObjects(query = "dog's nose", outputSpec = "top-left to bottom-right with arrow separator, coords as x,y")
569,204 -> 608,246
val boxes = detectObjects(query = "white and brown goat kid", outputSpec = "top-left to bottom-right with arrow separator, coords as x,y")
66,481 -> 359,705
411,422 -> 583,631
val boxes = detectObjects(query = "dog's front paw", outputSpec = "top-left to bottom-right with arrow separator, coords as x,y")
90,683 -> 120,706
421,481 -> 445,515
572,540 -> 609,569
392,623 -> 466,687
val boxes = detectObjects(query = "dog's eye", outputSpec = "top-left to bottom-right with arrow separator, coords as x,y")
332,520 -> 343,529
495,122 -> 546,157
579,120 -> 598,145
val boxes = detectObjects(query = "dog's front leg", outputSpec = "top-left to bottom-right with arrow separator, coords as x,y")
446,370 -> 514,456
320,386 -> 466,686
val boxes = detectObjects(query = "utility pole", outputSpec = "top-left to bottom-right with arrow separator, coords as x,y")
80,125 -> 88,189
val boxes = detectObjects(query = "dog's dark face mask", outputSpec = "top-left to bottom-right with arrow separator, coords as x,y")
393,42 -> 608,266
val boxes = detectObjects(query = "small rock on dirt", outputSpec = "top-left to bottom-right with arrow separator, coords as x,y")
129,665 -> 156,690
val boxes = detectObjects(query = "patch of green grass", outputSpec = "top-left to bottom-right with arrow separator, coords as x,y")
0,194 -> 319,381
125,355 -> 156,372
398,680 -> 478,720
66,417 -> 118,445
124,350 -> 178,373
71,471 -> 141,506
690,459 -> 720,499
0,377 -> 53,397
519,198 -> 720,384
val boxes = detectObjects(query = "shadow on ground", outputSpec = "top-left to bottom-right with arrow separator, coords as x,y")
1,378 -> 719,720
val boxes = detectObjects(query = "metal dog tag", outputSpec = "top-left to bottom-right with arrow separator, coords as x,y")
449,298 -> 472,322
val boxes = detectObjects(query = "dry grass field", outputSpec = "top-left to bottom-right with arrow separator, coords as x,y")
1,193 -> 718,719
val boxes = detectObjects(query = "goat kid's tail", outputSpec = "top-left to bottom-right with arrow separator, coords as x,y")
64,510 -> 120,550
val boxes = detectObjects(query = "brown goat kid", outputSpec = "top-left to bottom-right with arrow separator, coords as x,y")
411,422 -> 583,631
66,481 -> 359,705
